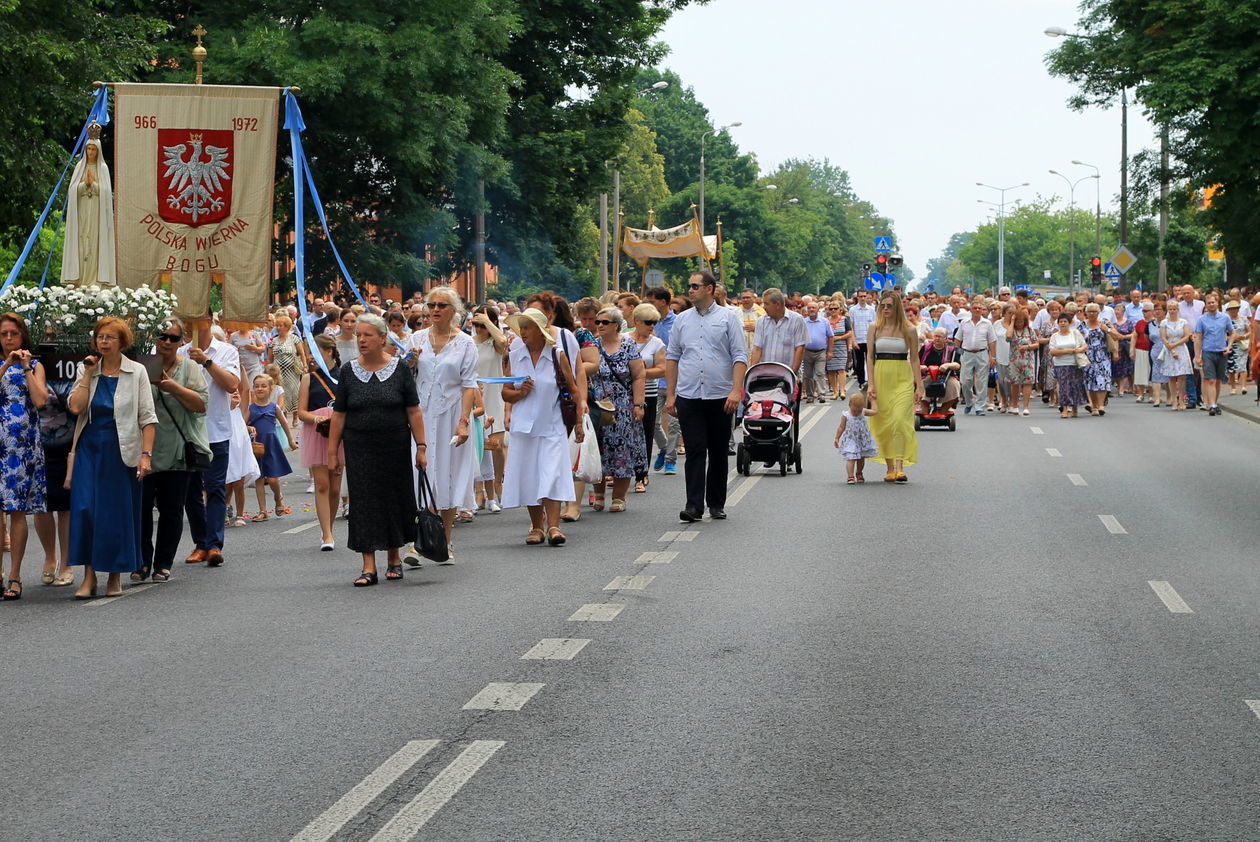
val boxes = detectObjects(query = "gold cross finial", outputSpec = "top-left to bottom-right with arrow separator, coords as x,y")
192,25 -> 208,84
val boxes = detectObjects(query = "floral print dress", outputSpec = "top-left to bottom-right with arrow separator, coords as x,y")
590,335 -> 646,479
0,361 -> 47,512
1083,325 -> 1113,392
1008,327 -> 1038,385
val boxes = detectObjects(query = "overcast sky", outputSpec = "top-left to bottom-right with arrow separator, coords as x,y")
657,0 -> 1157,281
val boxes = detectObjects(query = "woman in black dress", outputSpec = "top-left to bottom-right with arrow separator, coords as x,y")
326,314 -> 428,587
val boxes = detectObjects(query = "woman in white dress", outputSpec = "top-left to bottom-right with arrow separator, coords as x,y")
500,308 -> 583,547
407,290 -> 477,561
1159,306 -> 1193,410
471,305 -> 509,512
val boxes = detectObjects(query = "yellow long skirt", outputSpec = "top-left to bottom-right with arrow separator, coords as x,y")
869,358 -> 917,466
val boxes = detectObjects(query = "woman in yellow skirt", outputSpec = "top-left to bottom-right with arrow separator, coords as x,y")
866,291 -> 924,482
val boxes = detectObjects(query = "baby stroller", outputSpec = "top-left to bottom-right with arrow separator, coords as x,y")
736,362 -> 802,476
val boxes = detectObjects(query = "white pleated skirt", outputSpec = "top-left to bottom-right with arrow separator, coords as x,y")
501,431 -> 575,508
414,405 -> 475,511
1133,350 -> 1151,386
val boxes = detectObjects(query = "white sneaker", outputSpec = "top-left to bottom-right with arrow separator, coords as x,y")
339,502 -> 349,519
487,500 -> 502,513
305,480 -> 315,494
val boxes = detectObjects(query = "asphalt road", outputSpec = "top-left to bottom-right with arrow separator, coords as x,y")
3,393 -> 1259,841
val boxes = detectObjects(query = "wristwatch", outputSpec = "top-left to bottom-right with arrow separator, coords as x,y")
141,450 -> 153,457
201,358 -> 214,368
635,403 -> 646,408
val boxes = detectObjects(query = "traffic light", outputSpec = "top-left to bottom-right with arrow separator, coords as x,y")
875,253 -> 888,271
1090,256 -> 1102,284
862,263 -> 871,273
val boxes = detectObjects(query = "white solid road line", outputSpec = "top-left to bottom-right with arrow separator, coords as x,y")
1067,473 -> 1088,486
727,475 -> 761,507
520,638 -> 591,660
290,740 -> 440,842
283,520 -> 322,534
1098,514 -> 1128,534
369,741 -> 506,842
604,575 -> 655,591
796,406 -> 832,440
1148,581 -> 1194,613
1030,426 -> 1044,435
85,583 -> 158,607
1045,448 -> 1063,458
568,604 -> 624,622
1245,700 -> 1260,721
462,682 -> 544,711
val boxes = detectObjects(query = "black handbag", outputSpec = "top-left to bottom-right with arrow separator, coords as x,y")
550,346 -> 578,435
159,393 -> 212,471
414,466 -> 449,563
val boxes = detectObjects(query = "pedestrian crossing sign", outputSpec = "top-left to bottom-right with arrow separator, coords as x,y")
873,236 -> 892,253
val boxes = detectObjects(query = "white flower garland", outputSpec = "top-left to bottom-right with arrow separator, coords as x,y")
0,284 -> 178,352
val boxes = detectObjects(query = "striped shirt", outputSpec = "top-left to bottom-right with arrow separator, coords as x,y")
752,310 -> 807,365
849,303 -> 877,342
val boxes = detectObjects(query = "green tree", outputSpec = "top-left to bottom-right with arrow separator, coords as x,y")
0,1 -> 166,234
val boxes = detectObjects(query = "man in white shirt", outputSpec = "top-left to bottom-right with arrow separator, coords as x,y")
182,326 -> 241,566
937,295 -> 966,340
750,288 -> 807,372
955,297 -> 996,416
848,290 -> 877,390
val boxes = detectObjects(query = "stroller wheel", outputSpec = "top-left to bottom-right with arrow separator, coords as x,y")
914,414 -> 922,431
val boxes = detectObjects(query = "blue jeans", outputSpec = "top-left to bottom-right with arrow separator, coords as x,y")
184,440 -> 230,551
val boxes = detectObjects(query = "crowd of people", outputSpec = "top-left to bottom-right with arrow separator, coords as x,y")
0,276 -> 1252,595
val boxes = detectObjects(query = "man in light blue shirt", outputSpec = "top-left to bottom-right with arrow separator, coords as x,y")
1194,292 -> 1236,415
665,271 -> 748,522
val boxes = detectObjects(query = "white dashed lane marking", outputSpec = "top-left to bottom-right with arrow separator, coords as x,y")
462,682 -> 544,711
1030,426 -> 1044,435
85,583 -> 157,607
1148,581 -> 1193,613
604,575 -> 655,591
520,638 -> 591,660
568,604 -> 624,622
368,741 -> 506,842
1067,473 -> 1088,486
1045,448 -> 1062,458
1246,700 -> 1260,721
289,740 -> 441,842
635,551 -> 678,564
1098,514 -> 1127,534
658,531 -> 698,542
283,520 -> 321,534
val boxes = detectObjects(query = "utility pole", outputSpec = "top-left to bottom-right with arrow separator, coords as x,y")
474,178 -> 486,304
1120,90 -> 1129,245
1158,130 -> 1169,292
611,170 -> 621,292
598,190 -> 608,294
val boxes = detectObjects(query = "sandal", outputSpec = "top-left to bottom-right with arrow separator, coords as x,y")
895,472 -> 909,483
560,507 -> 581,523
52,573 -> 74,587
353,571 -> 378,587
2,579 -> 21,600
883,473 -> 897,483
385,564 -> 403,581
40,570 -> 55,585
547,527 -> 567,546
251,512 -> 269,522
846,477 -> 856,485
233,516 -> 248,527
634,480 -> 647,494
152,570 -> 171,583
856,472 -> 865,483
525,528 -> 545,545
131,566 -> 151,583
592,488 -> 606,511
610,499 -> 626,513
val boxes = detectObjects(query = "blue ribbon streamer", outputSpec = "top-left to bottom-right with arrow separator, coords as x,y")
477,376 -> 528,385
283,90 -> 407,379
2,86 -> 110,295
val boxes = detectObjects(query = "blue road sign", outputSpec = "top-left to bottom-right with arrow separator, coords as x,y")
866,272 -> 885,290
1103,262 -> 1121,279
1015,284 -> 1032,292
873,236 -> 892,253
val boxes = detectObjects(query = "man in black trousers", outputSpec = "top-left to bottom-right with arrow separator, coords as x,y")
664,271 -> 748,523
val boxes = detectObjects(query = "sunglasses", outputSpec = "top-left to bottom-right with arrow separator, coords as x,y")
427,301 -> 451,309
687,283 -> 704,290
594,319 -> 617,326
642,319 -> 658,325
157,333 -> 183,343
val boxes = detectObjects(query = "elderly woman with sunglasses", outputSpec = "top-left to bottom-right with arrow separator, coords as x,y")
630,303 -> 665,493
140,318 -> 209,583
581,307 -> 646,512
826,301 -> 852,401
406,286 -> 478,562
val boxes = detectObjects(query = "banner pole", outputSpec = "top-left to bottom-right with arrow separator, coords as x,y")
613,208 -> 623,293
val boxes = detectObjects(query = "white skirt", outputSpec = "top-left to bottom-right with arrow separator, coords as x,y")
501,431 -> 575,508
1133,350 -> 1151,386
413,405 -> 475,511
225,410 -> 261,486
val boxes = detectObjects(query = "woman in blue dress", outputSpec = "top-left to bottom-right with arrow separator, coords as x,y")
1148,301 -> 1169,406
67,318 -> 157,599
0,313 -> 48,600
1080,304 -> 1114,416
581,307 -> 646,513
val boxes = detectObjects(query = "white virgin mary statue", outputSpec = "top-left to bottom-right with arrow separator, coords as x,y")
61,125 -> 116,287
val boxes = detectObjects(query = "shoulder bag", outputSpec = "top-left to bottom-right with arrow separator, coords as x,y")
310,368 -> 338,437
550,344 -> 578,435
158,391 -> 212,471
1071,330 -> 1090,369
414,466 -> 449,562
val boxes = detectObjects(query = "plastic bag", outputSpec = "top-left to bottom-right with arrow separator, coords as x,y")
570,414 -> 602,484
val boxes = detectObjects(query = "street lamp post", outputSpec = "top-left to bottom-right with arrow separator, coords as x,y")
1071,159 -> 1102,260
976,182 -> 1029,287
699,121 -> 742,237
1049,170 -> 1097,287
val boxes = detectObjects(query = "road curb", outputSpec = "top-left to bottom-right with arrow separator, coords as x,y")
1218,402 -> 1260,425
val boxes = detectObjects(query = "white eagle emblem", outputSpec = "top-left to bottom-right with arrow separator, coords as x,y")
161,136 -> 232,224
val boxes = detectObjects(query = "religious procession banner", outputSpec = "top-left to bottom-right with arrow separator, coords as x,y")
621,219 -> 715,266
113,83 -> 280,328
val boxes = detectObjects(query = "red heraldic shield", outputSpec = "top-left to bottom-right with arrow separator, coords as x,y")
156,128 -> 234,227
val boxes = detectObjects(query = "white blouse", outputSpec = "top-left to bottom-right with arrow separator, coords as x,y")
410,328 -> 478,417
